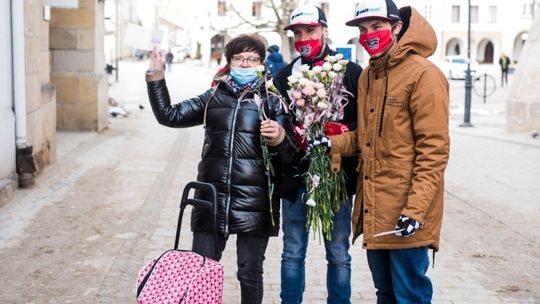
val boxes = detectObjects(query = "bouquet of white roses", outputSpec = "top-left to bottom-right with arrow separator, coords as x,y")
286,54 -> 351,240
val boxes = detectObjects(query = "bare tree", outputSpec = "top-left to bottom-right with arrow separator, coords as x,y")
228,0 -> 307,61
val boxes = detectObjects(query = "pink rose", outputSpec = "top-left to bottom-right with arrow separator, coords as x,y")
302,85 -> 316,96
296,98 -> 305,107
316,88 -> 327,98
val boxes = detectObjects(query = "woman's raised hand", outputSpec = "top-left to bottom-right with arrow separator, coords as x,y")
150,47 -> 166,71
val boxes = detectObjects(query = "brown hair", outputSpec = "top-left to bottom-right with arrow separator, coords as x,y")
224,34 -> 266,65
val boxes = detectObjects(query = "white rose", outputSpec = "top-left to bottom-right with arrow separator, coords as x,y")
293,72 -> 304,78
322,62 -> 332,71
256,65 -> 266,72
287,75 -> 298,84
335,53 -> 344,60
298,77 -> 309,86
312,66 -> 323,74
329,71 -> 337,78
326,55 -> 336,63
317,101 -> 329,109
300,64 -> 310,72
333,63 -> 342,71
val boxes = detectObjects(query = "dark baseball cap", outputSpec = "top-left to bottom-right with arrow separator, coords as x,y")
284,5 -> 328,31
345,0 -> 401,27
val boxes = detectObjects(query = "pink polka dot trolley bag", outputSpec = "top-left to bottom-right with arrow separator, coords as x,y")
136,182 -> 223,303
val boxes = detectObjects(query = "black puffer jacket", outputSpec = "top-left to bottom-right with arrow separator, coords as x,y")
273,46 -> 363,200
147,73 -> 300,236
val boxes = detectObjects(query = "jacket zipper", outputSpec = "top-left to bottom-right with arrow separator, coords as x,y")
378,67 -> 390,137
224,98 -> 242,236
378,95 -> 387,137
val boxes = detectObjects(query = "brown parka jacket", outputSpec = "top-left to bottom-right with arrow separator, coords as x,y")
331,7 -> 450,251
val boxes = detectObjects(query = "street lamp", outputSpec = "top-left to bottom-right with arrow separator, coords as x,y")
115,0 -> 119,82
460,0 -> 473,127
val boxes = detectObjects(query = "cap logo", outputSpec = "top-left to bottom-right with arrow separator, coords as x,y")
291,12 -> 315,20
356,7 -> 381,16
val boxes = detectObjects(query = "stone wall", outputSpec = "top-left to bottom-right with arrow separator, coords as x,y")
506,13 -> 540,132
25,0 -> 57,169
50,0 -> 108,131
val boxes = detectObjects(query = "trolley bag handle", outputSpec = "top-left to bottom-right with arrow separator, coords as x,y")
174,181 -> 219,259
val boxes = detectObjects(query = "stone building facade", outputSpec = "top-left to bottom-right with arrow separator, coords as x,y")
0,0 -> 108,205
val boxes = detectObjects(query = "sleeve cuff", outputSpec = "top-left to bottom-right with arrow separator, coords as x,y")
145,69 -> 165,82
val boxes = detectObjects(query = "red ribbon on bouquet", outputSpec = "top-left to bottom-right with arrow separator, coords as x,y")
324,122 -> 349,137
294,122 -> 349,152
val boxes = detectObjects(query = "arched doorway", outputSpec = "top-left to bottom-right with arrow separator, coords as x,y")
445,38 -> 463,56
513,31 -> 528,63
477,39 -> 494,63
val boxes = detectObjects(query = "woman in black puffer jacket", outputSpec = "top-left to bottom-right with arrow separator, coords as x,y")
146,35 -> 299,304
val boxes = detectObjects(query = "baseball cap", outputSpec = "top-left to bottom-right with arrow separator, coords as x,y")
284,5 -> 328,31
345,0 -> 401,27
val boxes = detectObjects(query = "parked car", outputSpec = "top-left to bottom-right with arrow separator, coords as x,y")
441,55 -> 484,80
170,46 -> 192,63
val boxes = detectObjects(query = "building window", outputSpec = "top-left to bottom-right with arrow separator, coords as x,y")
424,5 -> 432,19
321,2 -> 329,16
451,5 -> 460,23
488,6 -> 497,23
252,1 -> 261,18
471,5 -> 479,23
523,1 -> 533,16
218,0 -> 226,17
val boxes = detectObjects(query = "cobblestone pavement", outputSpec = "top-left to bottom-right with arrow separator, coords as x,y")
0,60 -> 538,303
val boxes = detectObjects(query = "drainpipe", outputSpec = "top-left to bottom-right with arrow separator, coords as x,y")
11,0 -> 37,187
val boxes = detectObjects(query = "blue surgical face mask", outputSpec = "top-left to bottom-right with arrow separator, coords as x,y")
230,67 -> 258,86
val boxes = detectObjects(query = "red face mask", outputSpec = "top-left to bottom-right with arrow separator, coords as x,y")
294,38 -> 323,59
359,29 -> 393,57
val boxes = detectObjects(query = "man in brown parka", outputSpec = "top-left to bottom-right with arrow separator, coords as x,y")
326,0 -> 450,302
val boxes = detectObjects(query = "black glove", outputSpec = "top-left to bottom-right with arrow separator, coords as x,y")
394,215 -> 420,237
307,135 -> 331,154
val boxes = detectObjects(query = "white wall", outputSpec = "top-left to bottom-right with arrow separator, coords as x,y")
0,0 -> 16,182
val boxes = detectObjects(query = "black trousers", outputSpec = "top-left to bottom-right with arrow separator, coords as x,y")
192,232 -> 269,304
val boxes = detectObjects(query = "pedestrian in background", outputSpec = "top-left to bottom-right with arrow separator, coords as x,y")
264,44 -> 288,76
272,5 -> 362,304
165,49 -> 174,72
327,0 -> 450,302
499,53 -> 511,87
145,34 -> 300,304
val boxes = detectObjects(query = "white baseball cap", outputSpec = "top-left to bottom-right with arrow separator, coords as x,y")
284,5 -> 328,31
345,0 -> 401,27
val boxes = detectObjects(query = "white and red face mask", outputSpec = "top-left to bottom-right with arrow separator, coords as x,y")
358,28 -> 394,57
294,37 -> 323,59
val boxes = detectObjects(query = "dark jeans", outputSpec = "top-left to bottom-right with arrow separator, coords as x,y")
367,247 -> 432,304
280,187 -> 352,304
501,69 -> 508,86
192,232 -> 269,304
